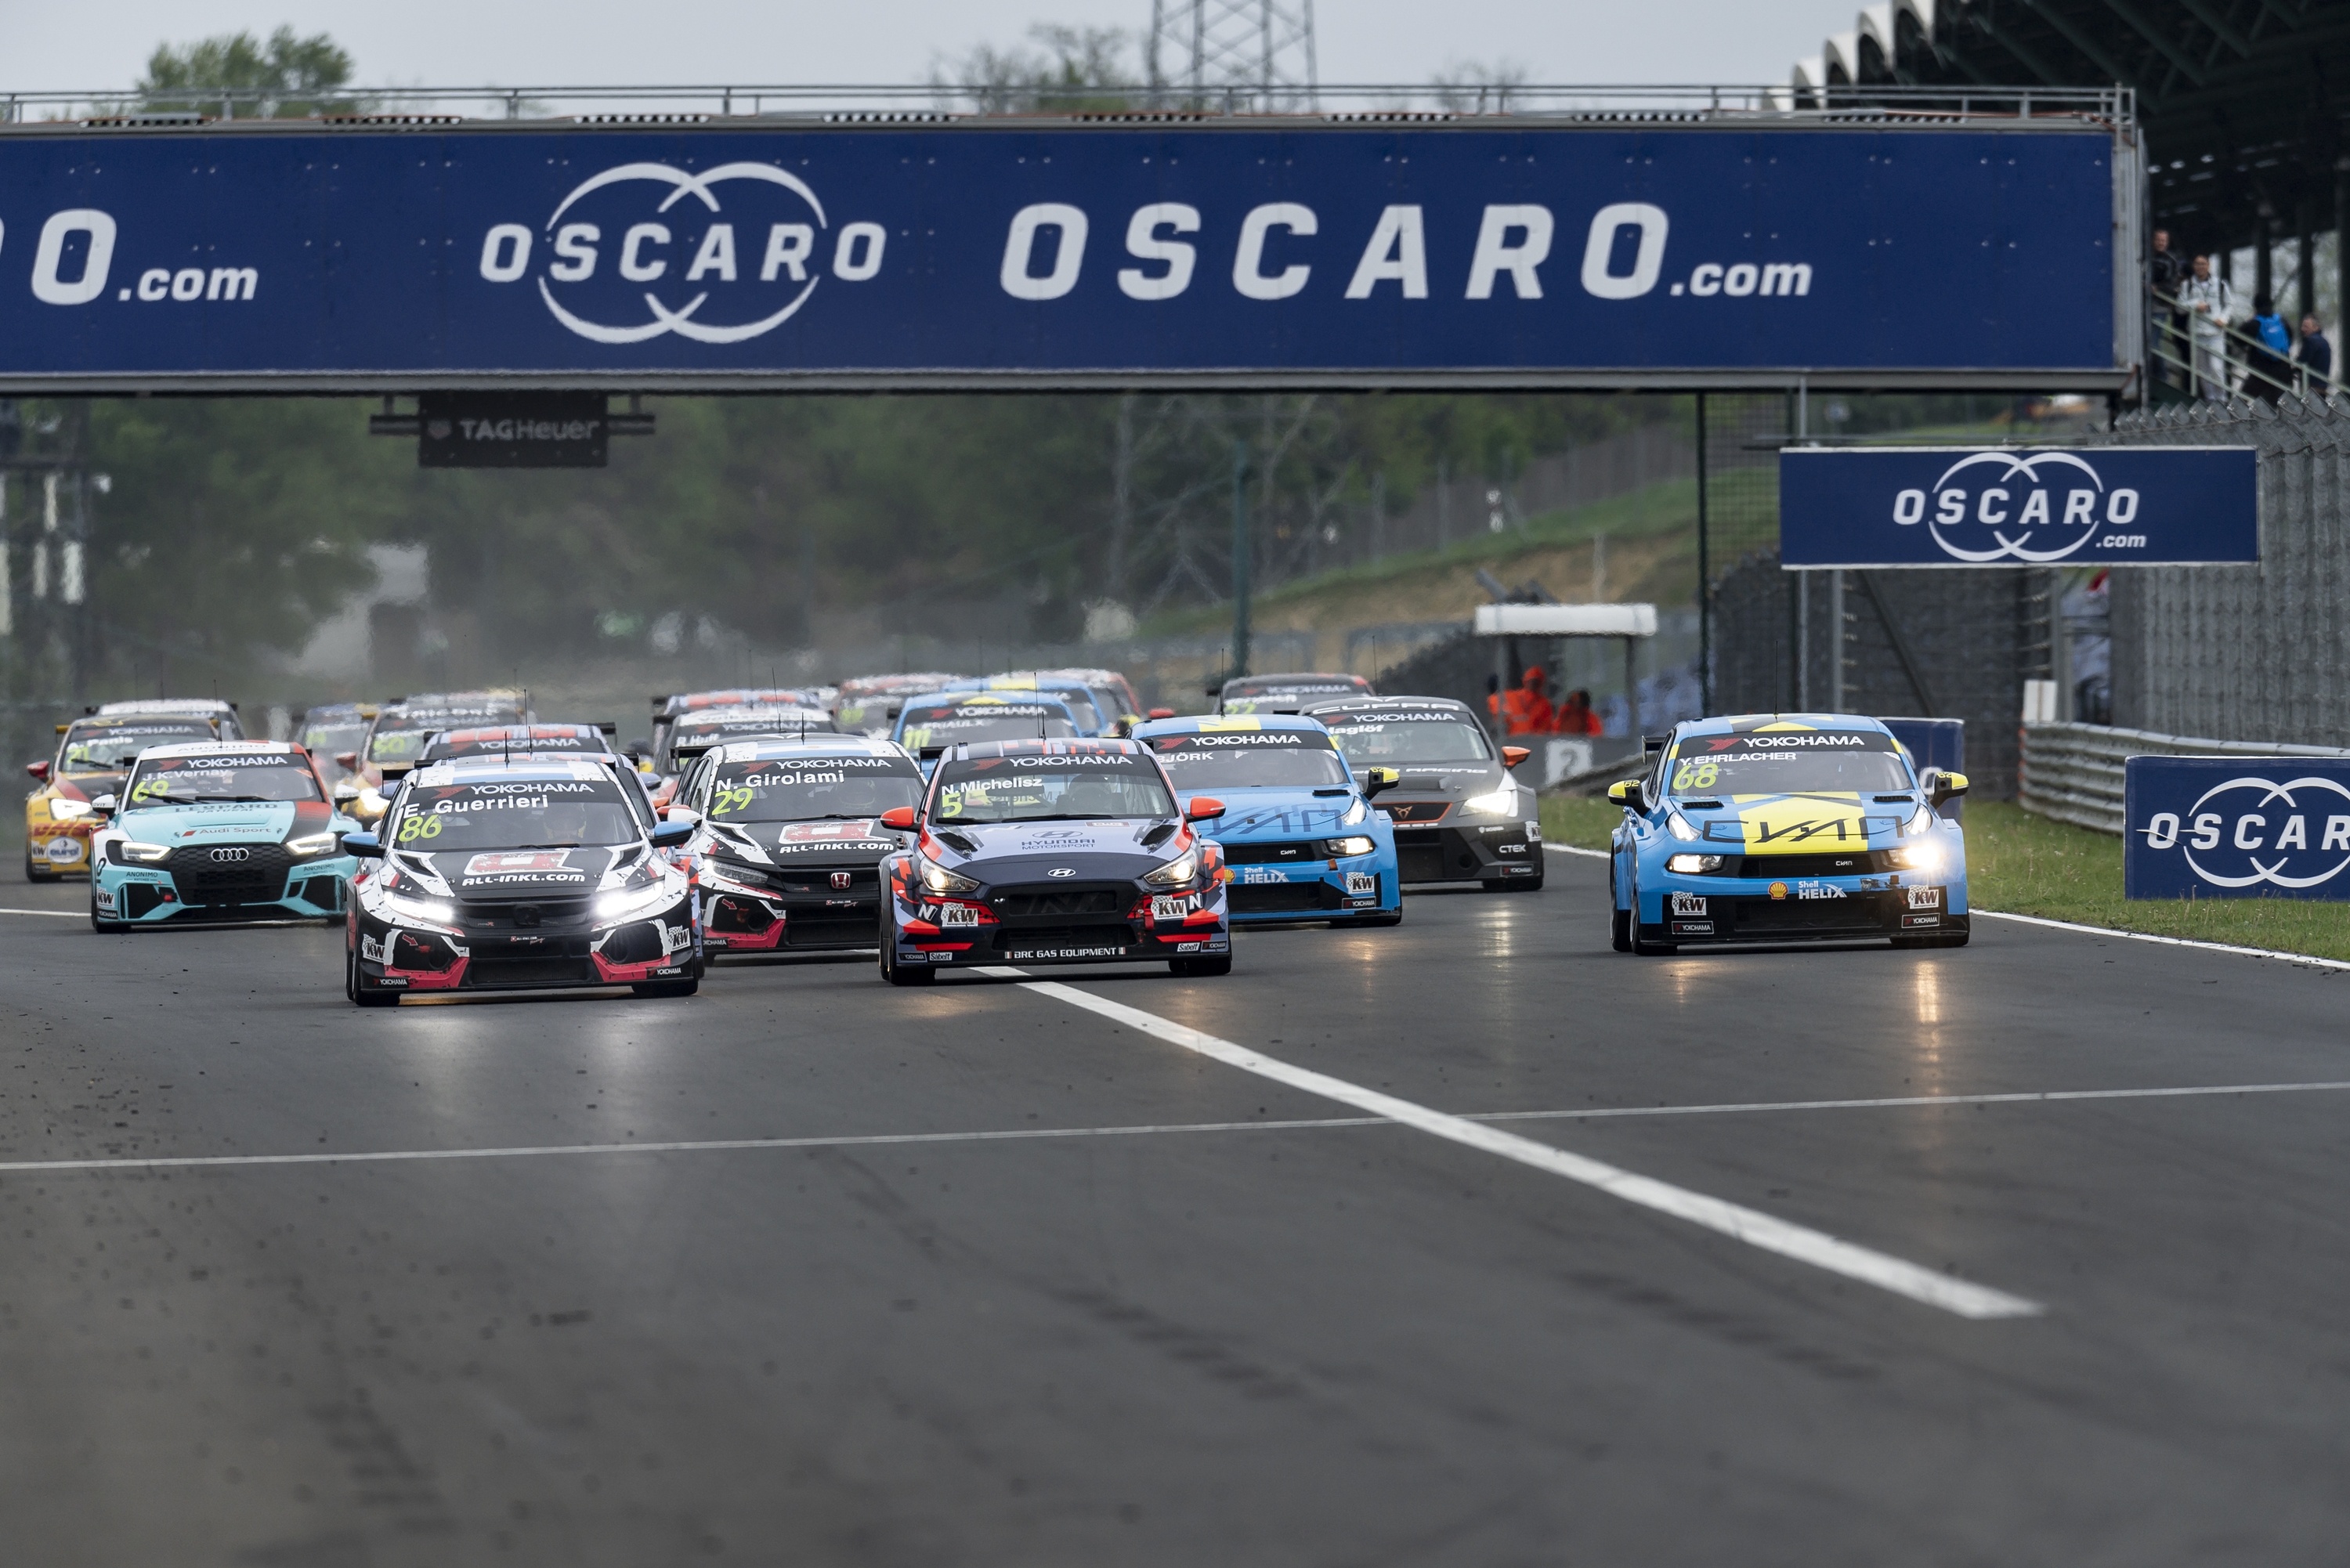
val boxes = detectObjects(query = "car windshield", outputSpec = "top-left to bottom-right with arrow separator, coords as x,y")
61,721 -> 217,773
389,778 -> 642,851
1666,733 -> 1914,796
931,753 -> 1175,823
1322,715 -> 1494,765
1144,729 -> 1350,789
706,753 -> 924,822
300,723 -> 370,786
425,726 -> 607,761
372,710 -> 520,763
899,705 -> 1079,752
127,754 -> 321,806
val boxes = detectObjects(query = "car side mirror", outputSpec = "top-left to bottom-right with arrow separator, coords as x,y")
1361,767 -> 1401,800
1607,779 -> 1640,806
334,751 -> 359,769
879,806 -> 919,831
650,821 -> 696,849
89,793 -> 118,817
1184,796 -> 1227,822
1148,707 -> 1176,721
25,760 -> 49,781
1928,769 -> 1970,807
1502,746 -> 1531,769
342,832 -> 384,859
664,807 -> 701,827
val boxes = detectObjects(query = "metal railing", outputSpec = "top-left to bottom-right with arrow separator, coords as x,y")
2144,284 -> 2335,403
2019,721 -> 2350,836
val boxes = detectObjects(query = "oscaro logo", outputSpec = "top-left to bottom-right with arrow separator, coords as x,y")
1890,451 -> 2142,564
2141,775 -> 2350,890
476,162 -> 886,344
12,209 -> 262,307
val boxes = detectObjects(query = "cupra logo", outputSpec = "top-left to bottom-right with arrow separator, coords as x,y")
475,162 -> 887,345
1889,450 -> 2142,565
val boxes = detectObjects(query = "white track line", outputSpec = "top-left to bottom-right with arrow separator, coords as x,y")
0,906 -> 85,919
1973,909 -> 2350,971
1007,974 -> 2042,1321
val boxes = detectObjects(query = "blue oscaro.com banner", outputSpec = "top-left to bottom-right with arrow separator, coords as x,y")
0,125 -> 2117,387
2124,757 -> 2350,901
1780,446 -> 2258,568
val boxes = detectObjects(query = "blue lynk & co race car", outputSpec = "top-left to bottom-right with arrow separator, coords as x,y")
1609,714 -> 1972,952
1130,714 -> 1401,926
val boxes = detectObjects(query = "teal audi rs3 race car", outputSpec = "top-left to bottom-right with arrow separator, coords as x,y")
1608,714 -> 1971,953
88,741 -> 360,930
1132,714 -> 1402,926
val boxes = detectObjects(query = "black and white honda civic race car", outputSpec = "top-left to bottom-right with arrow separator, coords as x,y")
875,737 -> 1231,983
341,757 -> 700,1005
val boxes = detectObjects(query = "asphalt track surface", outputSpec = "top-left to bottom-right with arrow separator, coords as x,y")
2,849 -> 2347,1565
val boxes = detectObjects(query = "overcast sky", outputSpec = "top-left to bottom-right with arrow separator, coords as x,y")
9,2 -> 1835,94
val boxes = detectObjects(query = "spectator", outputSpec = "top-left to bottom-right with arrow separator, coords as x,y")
1500,666 -> 1555,735
2245,293 -> 2292,403
2178,255 -> 2233,400
2295,313 -> 2334,390
2148,229 -> 2186,386
1554,687 -> 1604,736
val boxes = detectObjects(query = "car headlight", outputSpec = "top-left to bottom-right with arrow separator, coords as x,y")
1665,809 -> 1701,841
1463,784 -> 1519,815
356,786 -> 387,816
1886,841 -> 1943,874
595,878 -> 683,925
287,831 -> 342,858
115,840 -> 171,865
382,890 -> 458,926
916,854 -> 979,895
1340,795 -> 1368,826
47,798 -> 92,822
1143,847 -> 1201,887
1904,804 -> 1936,836
1322,836 -> 1376,858
1666,853 -> 1726,873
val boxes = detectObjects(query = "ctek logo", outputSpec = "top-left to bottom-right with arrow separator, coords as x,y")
1890,451 -> 2144,564
2140,775 -> 2350,891
477,163 -> 887,344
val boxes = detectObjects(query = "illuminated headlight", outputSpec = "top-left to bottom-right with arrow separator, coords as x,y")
47,799 -> 92,822
1904,805 -> 1936,836
1340,795 -> 1368,826
916,854 -> 979,895
1667,853 -> 1726,873
1463,785 -> 1519,815
1143,847 -> 1201,887
1665,809 -> 1701,842
287,831 -> 342,858
1886,842 -> 1943,873
1323,836 -> 1376,858
117,840 -> 171,864
356,786 -> 388,816
595,879 -> 682,925
382,891 -> 458,927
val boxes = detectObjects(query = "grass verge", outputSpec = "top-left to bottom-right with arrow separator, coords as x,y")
1539,796 -> 2350,963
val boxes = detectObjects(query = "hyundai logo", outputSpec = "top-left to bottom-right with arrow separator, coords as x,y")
830,871 -> 853,890
1047,867 -> 1077,878
208,847 -> 251,863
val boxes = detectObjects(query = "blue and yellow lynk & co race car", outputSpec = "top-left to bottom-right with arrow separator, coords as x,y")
1131,714 -> 1402,926
88,741 -> 360,930
1608,714 -> 1971,952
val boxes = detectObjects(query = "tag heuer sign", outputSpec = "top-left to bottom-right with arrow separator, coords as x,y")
418,392 -> 608,468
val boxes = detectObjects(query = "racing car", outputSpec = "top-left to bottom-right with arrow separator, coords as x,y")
1216,672 -> 1375,714
25,706 -> 234,880
832,674 -> 969,739
875,737 -> 1231,983
650,688 -> 826,772
1607,714 -> 1971,953
298,703 -> 377,805
1304,695 -> 1542,891
1132,714 -> 1402,926
947,674 -> 1119,735
892,692 -> 1081,776
87,741 -> 359,929
671,735 -> 923,956
339,755 -> 700,1004
341,690 -> 530,823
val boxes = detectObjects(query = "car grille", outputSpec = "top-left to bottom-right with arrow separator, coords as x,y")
786,915 -> 873,948
457,897 -> 592,928
992,925 -> 1137,953
1229,881 -> 1343,914
773,864 -> 880,897
466,956 -> 598,987
1379,801 -> 1450,824
1220,840 -> 1318,865
995,887 -> 1126,919
1734,851 -> 1892,878
164,844 -> 292,905
1730,895 -> 1898,934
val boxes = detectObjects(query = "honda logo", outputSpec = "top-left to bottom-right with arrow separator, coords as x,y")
830,871 -> 852,890
208,847 -> 251,862
1047,867 -> 1076,877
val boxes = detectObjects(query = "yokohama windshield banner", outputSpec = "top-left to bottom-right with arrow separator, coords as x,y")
2125,756 -> 2350,901
0,124 -> 2118,390
1779,446 -> 2258,568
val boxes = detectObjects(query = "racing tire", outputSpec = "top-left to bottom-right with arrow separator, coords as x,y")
89,899 -> 129,934
1632,926 -> 1678,956
1169,955 -> 1233,977
24,848 -> 58,884
346,952 -> 400,1008
1611,905 -> 1632,952
631,978 -> 700,998
879,936 -> 936,987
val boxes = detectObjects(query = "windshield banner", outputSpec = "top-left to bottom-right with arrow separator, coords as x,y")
0,125 -> 2115,389
1780,446 -> 2258,568
2124,755 -> 2350,901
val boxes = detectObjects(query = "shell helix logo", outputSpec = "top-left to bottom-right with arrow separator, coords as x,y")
475,163 -> 887,345
1890,451 -> 2144,564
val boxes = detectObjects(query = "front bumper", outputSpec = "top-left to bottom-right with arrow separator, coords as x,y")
1222,856 -> 1397,923
1642,873 -> 1968,942
27,818 -> 96,874
700,858 -> 882,954
1391,815 -> 1542,886
350,891 -> 700,992
886,870 -> 1229,967
94,853 -> 356,922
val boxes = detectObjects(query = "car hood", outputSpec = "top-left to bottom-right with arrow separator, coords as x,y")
52,770 -> 125,802
1674,792 -> 1915,854
1201,789 -> 1367,840
703,818 -> 904,866
405,844 -> 627,897
114,800 -> 331,844
1383,764 -> 1510,800
925,819 -> 1174,881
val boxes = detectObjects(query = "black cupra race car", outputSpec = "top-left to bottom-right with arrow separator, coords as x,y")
342,756 -> 699,1005
1303,695 -> 1544,891
875,737 -> 1231,983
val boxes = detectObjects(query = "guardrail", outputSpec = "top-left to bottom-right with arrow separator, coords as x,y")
2019,722 -> 2350,835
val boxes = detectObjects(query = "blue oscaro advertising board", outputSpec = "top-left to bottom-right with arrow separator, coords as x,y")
2124,757 -> 2350,901
0,122 -> 2121,391
1779,446 -> 2258,568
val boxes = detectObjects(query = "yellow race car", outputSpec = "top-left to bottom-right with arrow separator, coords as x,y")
24,706 -> 235,880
